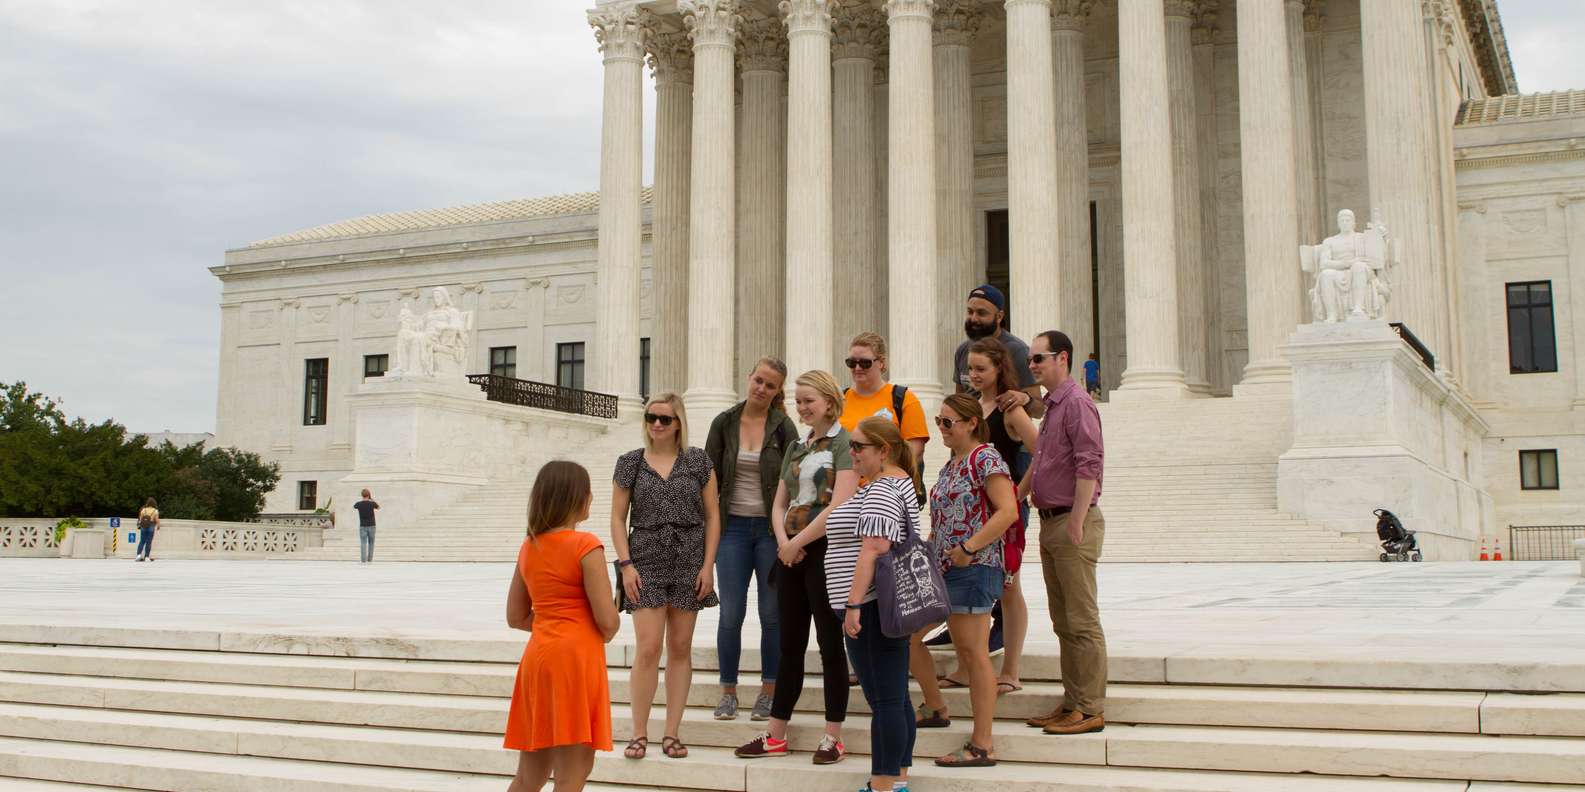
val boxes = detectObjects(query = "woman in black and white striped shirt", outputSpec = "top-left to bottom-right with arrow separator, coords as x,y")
824,416 -> 920,792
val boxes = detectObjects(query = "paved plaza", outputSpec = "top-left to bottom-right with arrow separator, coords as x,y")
5,558 -> 1582,673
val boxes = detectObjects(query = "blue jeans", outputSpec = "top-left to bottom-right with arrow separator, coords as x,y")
846,601 -> 915,777
715,515 -> 779,685
359,525 -> 376,563
136,526 -> 155,558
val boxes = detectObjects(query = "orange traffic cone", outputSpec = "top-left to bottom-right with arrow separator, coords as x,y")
1493,537 -> 1504,562
1478,537 -> 1489,561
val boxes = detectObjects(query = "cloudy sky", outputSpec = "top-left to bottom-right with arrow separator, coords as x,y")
1,0 -> 1581,434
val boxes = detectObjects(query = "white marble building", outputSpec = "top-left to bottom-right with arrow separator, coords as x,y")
212,0 -> 1585,554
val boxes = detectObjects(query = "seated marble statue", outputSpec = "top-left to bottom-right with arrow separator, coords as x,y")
1300,208 -> 1395,323
422,287 -> 473,378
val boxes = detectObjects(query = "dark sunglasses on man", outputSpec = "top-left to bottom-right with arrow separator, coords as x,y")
844,357 -> 876,370
643,412 -> 675,426
1029,352 -> 1063,365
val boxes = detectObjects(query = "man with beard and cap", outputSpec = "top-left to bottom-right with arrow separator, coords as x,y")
953,285 -> 1043,418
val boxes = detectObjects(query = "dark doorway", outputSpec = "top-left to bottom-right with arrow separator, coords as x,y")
984,205 -> 1100,355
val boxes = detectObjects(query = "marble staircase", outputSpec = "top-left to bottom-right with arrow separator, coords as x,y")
0,627 -> 1583,791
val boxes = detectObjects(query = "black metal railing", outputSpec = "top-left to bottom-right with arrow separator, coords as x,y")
1388,323 -> 1436,371
1508,525 -> 1585,561
467,374 -> 620,419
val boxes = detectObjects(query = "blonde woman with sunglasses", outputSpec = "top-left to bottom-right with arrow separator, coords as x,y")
610,393 -> 721,761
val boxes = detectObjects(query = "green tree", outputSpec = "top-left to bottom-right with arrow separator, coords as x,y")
198,447 -> 280,522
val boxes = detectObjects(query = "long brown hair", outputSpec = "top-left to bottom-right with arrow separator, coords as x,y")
967,336 -> 1019,397
940,393 -> 989,443
527,460 -> 592,538
857,416 -> 920,494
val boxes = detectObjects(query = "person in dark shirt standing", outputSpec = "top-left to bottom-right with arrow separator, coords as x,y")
353,490 -> 380,563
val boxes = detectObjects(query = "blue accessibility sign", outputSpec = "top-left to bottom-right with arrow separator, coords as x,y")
109,517 -> 121,529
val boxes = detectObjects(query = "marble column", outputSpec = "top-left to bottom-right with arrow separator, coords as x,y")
331,293 -> 358,451
1454,201 -> 1490,406
783,1 -> 836,382
1285,0 -> 1321,246
1052,0 -> 1094,362
589,8 -> 646,409
647,28 -> 694,397
682,0 -> 740,420
935,1 -> 978,388
1165,0 -> 1208,394
1234,0 -> 1301,388
1116,0 -> 1187,397
884,0 -> 942,411
1004,0 -> 1060,344
832,3 -> 883,370
274,298 -> 300,452
1563,195 -> 1585,407
736,16 -> 787,379
1191,5 -> 1223,392
1359,0 -> 1441,364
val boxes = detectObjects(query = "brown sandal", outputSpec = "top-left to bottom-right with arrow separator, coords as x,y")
915,703 -> 951,728
660,735 -> 689,759
623,736 -> 647,759
935,740 -> 996,768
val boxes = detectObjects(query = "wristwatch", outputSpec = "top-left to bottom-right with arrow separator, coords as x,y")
617,559 -> 633,569
844,602 -> 863,610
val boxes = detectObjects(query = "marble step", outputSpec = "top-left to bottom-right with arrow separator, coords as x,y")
3,701 -> 1584,785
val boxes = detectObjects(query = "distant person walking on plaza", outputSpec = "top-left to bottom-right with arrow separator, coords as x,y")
1084,353 -> 1101,399
829,417 -> 922,792
841,332 -> 929,497
908,394 -> 1018,768
610,393 -> 720,760
705,358 -> 798,721
353,489 -> 380,563
503,461 -> 621,792
134,498 -> 159,562
734,370 -> 855,764
1020,330 -> 1108,736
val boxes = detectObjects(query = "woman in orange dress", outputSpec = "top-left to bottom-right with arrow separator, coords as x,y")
504,461 -> 622,791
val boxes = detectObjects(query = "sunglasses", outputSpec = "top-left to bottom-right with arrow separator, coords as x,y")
935,416 -> 965,431
844,357 -> 877,370
848,439 -> 876,453
1030,352 -> 1064,365
643,413 -> 676,427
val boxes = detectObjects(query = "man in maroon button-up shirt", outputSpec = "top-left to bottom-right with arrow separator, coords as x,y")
1016,330 -> 1108,736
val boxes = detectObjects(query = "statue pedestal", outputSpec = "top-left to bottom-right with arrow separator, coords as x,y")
1277,322 -> 1493,560
338,376 -> 492,534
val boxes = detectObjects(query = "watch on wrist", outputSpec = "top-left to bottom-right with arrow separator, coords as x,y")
845,603 -> 862,610
617,559 -> 633,569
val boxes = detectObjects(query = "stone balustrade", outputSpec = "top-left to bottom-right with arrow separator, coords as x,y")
0,518 -> 323,559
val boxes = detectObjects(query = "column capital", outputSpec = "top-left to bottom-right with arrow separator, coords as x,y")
882,0 -> 934,23
781,0 -> 834,34
589,7 -> 648,64
646,26 -> 695,84
1050,0 -> 1094,33
683,0 -> 741,51
1164,0 -> 1197,20
833,2 -> 885,60
738,15 -> 787,72
933,0 -> 981,47
1190,0 -> 1219,44
1421,0 -> 1456,47
1302,0 -> 1325,33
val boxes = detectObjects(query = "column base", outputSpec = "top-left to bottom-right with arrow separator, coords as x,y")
615,394 -> 646,423
1239,358 -> 1294,388
682,386 -> 741,436
891,378 -> 945,417
1112,367 -> 1192,401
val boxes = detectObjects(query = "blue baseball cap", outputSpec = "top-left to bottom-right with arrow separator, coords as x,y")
968,284 -> 1006,312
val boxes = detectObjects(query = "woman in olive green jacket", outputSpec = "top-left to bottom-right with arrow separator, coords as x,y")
703,358 -> 799,721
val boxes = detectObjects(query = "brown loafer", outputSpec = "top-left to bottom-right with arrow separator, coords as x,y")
1025,706 -> 1071,728
1044,711 -> 1105,735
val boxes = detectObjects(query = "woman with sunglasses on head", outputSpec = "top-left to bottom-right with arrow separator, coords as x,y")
906,393 -> 1018,768
734,370 -> 855,765
703,358 -> 798,722
934,336 -> 1039,695
827,416 -> 924,792
610,393 -> 720,761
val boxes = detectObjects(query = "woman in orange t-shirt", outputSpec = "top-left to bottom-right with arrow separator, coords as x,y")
504,461 -> 622,791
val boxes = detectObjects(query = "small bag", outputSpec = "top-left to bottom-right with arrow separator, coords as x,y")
612,560 -> 628,611
137,512 -> 153,530
875,487 -> 951,638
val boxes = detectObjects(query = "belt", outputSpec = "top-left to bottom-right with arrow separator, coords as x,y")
1037,506 -> 1072,520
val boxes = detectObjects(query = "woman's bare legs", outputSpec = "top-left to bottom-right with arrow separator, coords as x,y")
999,573 -> 1028,688
664,608 -> 700,741
909,626 -> 947,717
628,607 -> 669,743
948,613 -> 996,751
550,745 -> 596,791
508,750 -> 551,791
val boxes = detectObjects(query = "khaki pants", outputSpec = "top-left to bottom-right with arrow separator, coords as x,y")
1038,506 -> 1107,715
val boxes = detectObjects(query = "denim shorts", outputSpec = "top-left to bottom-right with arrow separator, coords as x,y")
943,564 -> 1002,615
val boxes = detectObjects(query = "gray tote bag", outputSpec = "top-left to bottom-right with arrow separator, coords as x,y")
875,488 -> 951,638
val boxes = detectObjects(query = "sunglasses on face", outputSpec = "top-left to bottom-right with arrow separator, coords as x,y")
935,416 -> 964,431
1030,352 -> 1063,365
643,413 -> 675,427
844,357 -> 877,370
848,439 -> 875,453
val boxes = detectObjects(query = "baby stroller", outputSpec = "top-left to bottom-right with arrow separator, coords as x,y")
1374,508 -> 1421,562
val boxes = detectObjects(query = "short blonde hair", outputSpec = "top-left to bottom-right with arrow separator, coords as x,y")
642,392 -> 689,450
794,370 -> 844,423
849,332 -> 888,362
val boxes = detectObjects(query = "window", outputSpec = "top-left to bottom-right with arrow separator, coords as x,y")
1520,450 -> 1560,491
557,342 -> 585,390
303,358 -> 329,425
363,354 -> 388,379
490,346 -> 517,379
298,481 -> 318,511
639,337 -> 651,401
1507,281 -> 1557,374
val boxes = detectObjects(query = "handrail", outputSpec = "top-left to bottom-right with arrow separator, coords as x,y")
466,374 -> 620,419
